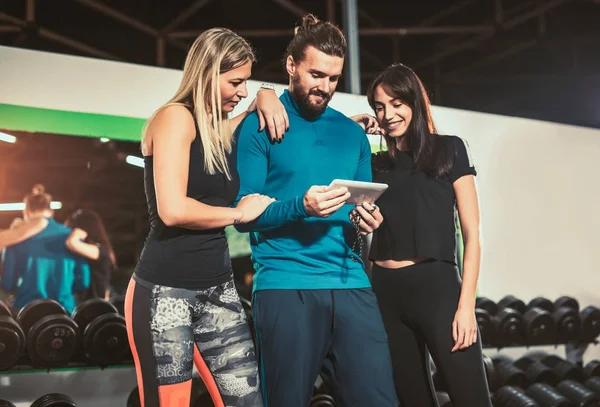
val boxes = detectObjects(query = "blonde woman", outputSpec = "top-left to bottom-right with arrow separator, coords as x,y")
125,28 -> 285,407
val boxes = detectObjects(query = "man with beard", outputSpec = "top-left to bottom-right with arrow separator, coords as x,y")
233,14 -> 398,407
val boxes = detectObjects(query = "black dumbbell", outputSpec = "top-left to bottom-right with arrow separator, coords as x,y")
554,297 -> 581,342
30,393 -> 77,407
527,383 -> 576,407
476,308 -> 496,347
477,297 -> 498,315
530,354 -> 586,383
482,354 -> 496,389
523,299 -> 558,346
491,355 -> 526,391
494,386 -> 540,407
556,379 -> 600,406
0,400 -> 16,407
16,299 -> 79,368
515,356 -> 560,387
240,296 -> 255,341
499,295 -> 527,315
580,307 -> 600,343
585,377 -> 600,396
71,298 -> 128,366
0,301 -> 25,370
435,392 -> 454,407
310,394 -> 336,407
586,361 -> 600,378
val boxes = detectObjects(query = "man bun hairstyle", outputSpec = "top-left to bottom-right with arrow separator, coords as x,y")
285,14 -> 347,63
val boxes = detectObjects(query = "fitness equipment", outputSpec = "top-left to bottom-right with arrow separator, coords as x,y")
0,301 -> 25,370
515,355 -> 560,387
586,361 -> 600,378
580,306 -> 600,342
494,386 -> 540,407
499,295 -> 527,315
585,377 -> 600,396
239,296 -> 255,342
491,355 -> 526,391
556,379 -> 600,406
310,394 -> 336,407
16,299 -> 79,368
476,307 -> 496,347
527,383 -> 576,407
554,297 -> 581,342
71,298 -> 128,366
30,393 -> 77,407
532,354 -> 586,383
522,299 -> 557,345
0,400 -> 16,407
477,296 -> 526,347
435,392 -> 454,407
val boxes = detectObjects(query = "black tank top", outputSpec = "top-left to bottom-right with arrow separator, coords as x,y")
135,113 -> 240,289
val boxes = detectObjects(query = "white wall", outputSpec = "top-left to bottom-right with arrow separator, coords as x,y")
1,46 -> 599,362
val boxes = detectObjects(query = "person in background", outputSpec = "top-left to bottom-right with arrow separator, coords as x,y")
65,209 -> 117,301
1,185 -> 90,313
352,63 -> 492,407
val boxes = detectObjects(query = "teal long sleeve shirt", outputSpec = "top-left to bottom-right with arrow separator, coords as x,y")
234,90 -> 372,292
1,218 -> 91,313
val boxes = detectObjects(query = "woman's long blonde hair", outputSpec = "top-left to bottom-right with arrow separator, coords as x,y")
143,28 -> 255,179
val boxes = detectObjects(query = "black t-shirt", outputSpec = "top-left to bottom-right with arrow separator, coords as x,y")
82,244 -> 113,300
135,114 -> 240,289
370,135 -> 476,264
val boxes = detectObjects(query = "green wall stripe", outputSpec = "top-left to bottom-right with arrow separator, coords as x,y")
0,103 -> 146,142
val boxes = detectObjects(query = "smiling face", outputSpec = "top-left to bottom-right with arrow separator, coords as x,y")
372,84 -> 413,138
287,46 -> 344,117
219,59 -> 252,113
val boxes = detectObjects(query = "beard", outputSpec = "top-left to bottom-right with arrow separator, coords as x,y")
291,74 -> 333,120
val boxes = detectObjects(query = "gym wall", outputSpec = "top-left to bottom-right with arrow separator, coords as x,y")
2,44 -> 599,365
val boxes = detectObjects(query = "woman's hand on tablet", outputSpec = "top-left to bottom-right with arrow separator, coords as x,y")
351,202 -> 383,235
304,186 -> 351,217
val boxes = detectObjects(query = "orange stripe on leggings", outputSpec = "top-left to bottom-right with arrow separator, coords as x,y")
125,279 -> 146,407
194,345 -> 225,407
158,380 -> 192,407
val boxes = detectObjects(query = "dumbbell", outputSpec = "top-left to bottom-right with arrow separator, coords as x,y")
71,298 -> 128,366
529,354 -> 585,383
476,307 -> 496,347
0,400 -> 16,407
554,297 -> 582,342
16,299 -> 79,368
0,301 -> 25,370
477,296 -> 526,347
586,361 -> 600,378
585,377 -> 600,396
435,392 -> 454,407
515,356 -> 560,387
580,306 -> 600,342
491,355 -> 526,391
310,394 -> 336,407
527,383 -> 575,407
30,393 -> 77,407
494,386 -> 540,407
556,379 -> 600,406
521,298 -> 558,345
239,296 -> 255,341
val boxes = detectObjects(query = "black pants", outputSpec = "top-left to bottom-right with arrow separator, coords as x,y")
253,288 -> 398,407
371,260 -> 492,407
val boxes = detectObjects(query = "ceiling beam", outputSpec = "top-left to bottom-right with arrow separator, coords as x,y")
163,0 -> 213,32
0,11 -> 120,60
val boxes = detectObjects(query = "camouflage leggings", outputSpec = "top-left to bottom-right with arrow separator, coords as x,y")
125,275 -> 263,407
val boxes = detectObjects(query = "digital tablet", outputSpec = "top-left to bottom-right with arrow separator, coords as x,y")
328,179 -> 388,205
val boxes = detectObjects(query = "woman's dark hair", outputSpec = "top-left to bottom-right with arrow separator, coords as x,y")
65,209 -> 117,269
367,63 -> 454,178
24,184 -> 52,213
285,14 -> 347,64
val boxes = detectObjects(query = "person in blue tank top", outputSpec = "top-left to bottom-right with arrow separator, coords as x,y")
234,14 -> 398,407
1,185 -> 91,314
